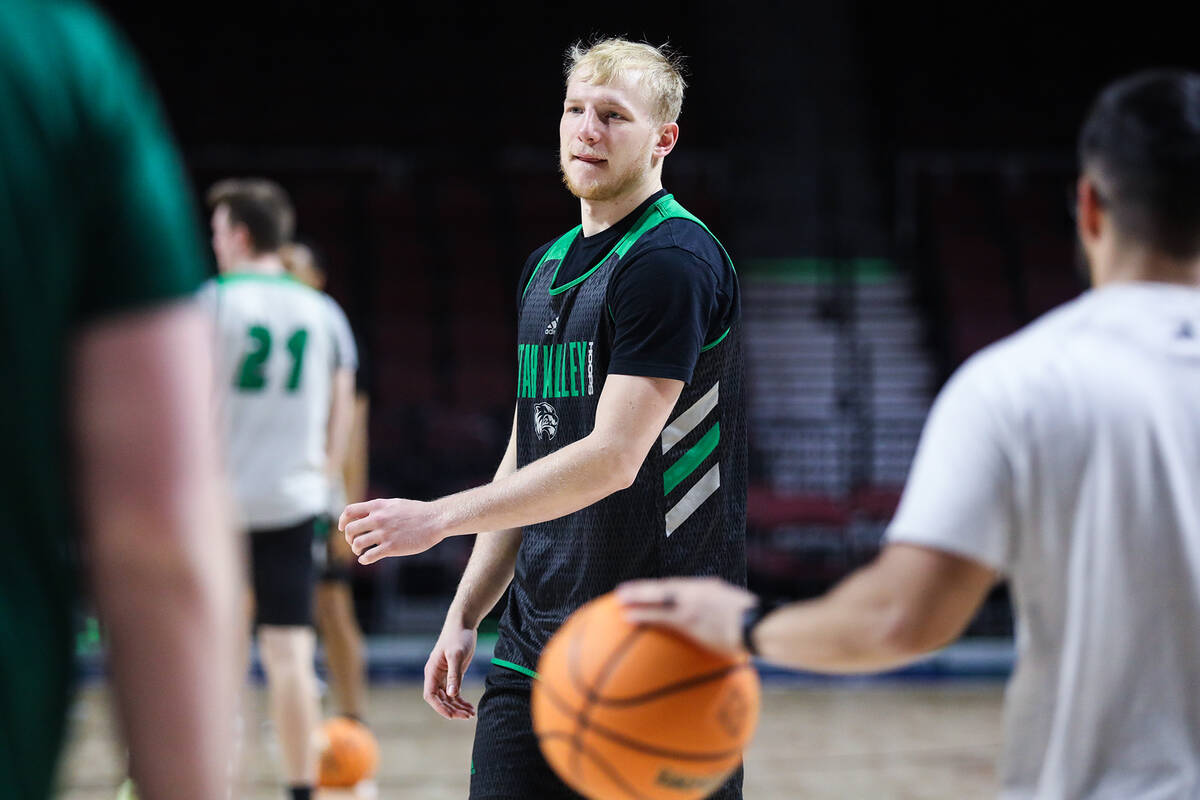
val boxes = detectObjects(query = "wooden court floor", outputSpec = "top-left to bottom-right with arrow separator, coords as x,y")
58,680 -> 1004,799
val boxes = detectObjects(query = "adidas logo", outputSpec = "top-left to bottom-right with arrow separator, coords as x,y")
545,316 -> 559,336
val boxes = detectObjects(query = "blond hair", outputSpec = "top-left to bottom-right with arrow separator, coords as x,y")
565,38 -> 686,124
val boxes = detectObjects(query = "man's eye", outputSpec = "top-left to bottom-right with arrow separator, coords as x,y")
607,111 -> 624,120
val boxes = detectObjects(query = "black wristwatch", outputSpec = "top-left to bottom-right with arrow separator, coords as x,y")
740,600 -> 772,657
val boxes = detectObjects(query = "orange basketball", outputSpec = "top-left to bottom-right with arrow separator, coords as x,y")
317,716 -> 378,788
532,591 -> 760,800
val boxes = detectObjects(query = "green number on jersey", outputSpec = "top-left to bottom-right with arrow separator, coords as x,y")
285,328 -> 308,392
235,325 -> 271,391
234,325 -> 309,393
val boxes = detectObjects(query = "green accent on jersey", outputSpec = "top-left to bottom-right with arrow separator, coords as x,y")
521,194 -> 737,303
701,327 -> 731,352
664,422 -> 721,495
523,340 -> 593,399
236,325 -> 272,390
527,345 -> 538,399
541,345 -> 555,398
522,226 -> 581,299
285,328 -> 308,391
491,658 -> 540,680
569,342 -> 581,396
216,272 -> 309,288
470,760 -> 476,776
234,324 -> 310,393
554,345 -> 567,397
548,196 -> 671,296
1,3 -> 209,798
74,615 -> 102,657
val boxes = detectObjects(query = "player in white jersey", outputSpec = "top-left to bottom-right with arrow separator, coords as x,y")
617,70 -> 1200,799
202,179 -> 357,800
281,241 -> 371,728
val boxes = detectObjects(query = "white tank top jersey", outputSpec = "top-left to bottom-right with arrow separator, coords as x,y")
198,273 -> 357,530
887,282 -> 1200,799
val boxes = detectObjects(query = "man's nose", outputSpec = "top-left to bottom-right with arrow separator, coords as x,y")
576,107 -> 602,144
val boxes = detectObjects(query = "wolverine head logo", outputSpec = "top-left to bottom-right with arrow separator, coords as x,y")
533,402 -> 559,441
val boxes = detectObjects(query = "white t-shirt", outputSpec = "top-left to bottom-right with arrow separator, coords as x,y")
199,273 -> 357,529
887,282 -> 1200,800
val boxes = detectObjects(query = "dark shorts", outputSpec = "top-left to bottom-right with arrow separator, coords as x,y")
469,662 -> 743,800
312,515 -> 354,585
249,517 -> 318,627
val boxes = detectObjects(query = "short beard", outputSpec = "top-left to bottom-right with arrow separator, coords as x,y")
559,149 -> 653,202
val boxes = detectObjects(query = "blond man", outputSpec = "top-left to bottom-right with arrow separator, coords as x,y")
340,38 -> 748,798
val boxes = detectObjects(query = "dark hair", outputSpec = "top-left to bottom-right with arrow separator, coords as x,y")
1078,70 -> 1200,260
206,178 -> 295,253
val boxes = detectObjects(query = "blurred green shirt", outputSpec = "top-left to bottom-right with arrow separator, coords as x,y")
0,2 -> 207,796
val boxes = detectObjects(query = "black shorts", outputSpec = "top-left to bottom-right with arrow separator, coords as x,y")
249,517 -> 318,627
312,515 -> 354,585
469,663 -> 743,800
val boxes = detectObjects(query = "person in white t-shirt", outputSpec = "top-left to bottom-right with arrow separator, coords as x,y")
616,70 -> 1200,800
280,241 -> 371,730
201,179 -> 357,800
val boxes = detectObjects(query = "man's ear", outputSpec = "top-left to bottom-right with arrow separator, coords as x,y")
1076,174 -> 1106,244
653,122 -> 679,159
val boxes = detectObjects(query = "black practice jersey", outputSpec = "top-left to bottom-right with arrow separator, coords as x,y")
493,193 -> 747,676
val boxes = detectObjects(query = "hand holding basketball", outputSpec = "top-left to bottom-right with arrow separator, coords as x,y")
532,591 -> 760,800
339,497 -> 448,562
618,577 -> 758,657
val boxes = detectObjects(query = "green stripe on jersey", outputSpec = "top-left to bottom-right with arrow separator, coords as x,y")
491,658 -> 540,680
664,422 -> 720,495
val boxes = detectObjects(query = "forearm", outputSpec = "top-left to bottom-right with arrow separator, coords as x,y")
342,376 -> 681,563
343,394 -> 369,503
90,494 -> 243,799
325,369 -> 356,478
446,527 -> 523,631
753,565 -> 944,673
445,436 -> 524,630
435,433 -> 634,539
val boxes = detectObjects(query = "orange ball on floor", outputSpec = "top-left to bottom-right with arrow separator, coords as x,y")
317,716 -> 378,788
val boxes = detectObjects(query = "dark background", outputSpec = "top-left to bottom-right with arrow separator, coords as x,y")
97,0 -> 1199,635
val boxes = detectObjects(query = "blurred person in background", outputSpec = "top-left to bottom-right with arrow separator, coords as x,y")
203,181 -> 358,800
340,37 -> 748,799
280,241 -> 371,727
619,70 -> 1200,800
0,1 -> 242,799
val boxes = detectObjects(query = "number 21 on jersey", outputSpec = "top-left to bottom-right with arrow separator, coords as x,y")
235,325 -> 308,392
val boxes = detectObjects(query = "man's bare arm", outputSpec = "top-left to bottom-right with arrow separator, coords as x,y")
341,374 -> 684,562
325,367 -> 356,481
343,392 -> 370,504
620,544 -> 996,674
74,304 -> 242,800
446,409 -> 523,631
752,544 -> 996,672
424,409 -> 522,719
